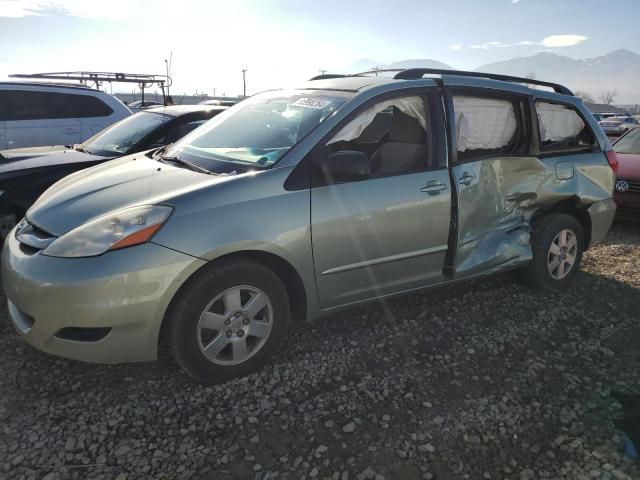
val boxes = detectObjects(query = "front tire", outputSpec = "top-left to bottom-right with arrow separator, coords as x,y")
165,258 -> 290,384
519,213 -> 584,291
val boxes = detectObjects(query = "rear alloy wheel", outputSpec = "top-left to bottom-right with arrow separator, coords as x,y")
519,213 -> 584,291
165,259 -> 290,383
547,229 -> 578,280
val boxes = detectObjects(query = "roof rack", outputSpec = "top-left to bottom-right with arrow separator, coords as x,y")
308,68 -> 573,96
9,71 -> 173,103
391,68 -> 573,95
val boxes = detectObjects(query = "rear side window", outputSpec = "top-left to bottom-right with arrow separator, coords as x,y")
1,90 -> 113,121
3,90 -> 72,120
535,101 -> 595,153
67,94 -> 113,117
452,95 -> 529,161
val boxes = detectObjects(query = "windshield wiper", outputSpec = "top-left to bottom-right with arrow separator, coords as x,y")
73,144 -> 93,154
152,145 -> 169,158
160,156 -> 214,174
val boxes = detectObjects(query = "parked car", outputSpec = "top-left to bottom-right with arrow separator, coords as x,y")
0,82 -> 131,149
2,70 -> 616,383
599,117 -> 637,137
591,112 -> 618,122
612,127 -> 640,220
0,105 -> 227,237
128,100 -> 164,112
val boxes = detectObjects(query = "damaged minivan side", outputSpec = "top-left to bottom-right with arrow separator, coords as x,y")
2,69 -> 616,383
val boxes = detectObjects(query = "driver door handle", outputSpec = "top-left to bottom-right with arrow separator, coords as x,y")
457,172 -> 476,186
421,180 -> 448,194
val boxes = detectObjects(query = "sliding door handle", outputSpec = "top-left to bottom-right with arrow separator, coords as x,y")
457,172 -> 476,186
421,181 -> 448,194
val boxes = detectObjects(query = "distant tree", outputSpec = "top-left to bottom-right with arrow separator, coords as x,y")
599,89 -> 618,105
525,72 -> 537,80
574,90 -> 595,103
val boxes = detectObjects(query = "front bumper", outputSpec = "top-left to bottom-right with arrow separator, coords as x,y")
2,233 -> 206,364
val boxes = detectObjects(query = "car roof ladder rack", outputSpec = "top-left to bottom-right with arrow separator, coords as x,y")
392,68 -> 574,95
9,71 -> 173,103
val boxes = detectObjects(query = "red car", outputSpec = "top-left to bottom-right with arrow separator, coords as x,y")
613,127 -> 640,220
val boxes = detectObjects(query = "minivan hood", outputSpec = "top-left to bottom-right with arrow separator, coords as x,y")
27,154 -> 235,236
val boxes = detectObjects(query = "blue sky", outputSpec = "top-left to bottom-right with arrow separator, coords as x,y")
1,0 -> 638,96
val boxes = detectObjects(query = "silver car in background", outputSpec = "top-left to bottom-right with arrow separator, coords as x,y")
2,69 -> 616,383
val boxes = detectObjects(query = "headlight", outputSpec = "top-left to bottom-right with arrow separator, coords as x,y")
42,205 -> 173,258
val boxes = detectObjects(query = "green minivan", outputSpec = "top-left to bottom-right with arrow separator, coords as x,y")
2,69 -> 617,383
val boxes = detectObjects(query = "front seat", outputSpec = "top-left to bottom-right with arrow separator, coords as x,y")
370,109 -> 427,176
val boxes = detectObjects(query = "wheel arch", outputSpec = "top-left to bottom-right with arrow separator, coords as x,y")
158,249 -> 308,352
532,197 -> 592,248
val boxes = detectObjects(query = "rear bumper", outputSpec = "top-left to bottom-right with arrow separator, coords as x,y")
2,232 -> 206,364
587,198 -> 616,246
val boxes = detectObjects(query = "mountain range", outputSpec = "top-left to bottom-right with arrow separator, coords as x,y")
338,49 -> 640,104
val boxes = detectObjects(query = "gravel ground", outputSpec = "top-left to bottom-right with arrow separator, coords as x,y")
1,222 -> 639,480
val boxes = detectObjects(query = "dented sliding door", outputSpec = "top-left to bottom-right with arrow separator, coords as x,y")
447,90 -> 542,277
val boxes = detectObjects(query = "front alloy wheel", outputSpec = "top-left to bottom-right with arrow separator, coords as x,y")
197,286 -> 273,365
165,259 -> 290,384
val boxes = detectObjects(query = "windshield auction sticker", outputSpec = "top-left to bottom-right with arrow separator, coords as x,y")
293,98 -> 331,109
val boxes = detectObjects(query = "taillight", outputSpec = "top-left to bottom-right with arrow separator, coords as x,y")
605,150 -> 619,174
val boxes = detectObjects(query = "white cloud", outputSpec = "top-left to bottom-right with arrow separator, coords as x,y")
470,40 -> 535,49
540,34 -> 588,48
469,35 -> 586,50
511,0 -> 520,3
449,43 -> 463,51
0,0 -> 160,19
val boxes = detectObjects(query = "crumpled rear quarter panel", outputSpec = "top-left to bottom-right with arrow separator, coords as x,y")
452,152 -> 614,278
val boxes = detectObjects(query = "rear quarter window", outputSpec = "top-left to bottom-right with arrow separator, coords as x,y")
66,94 -> 114,117
536,101 -> 596,154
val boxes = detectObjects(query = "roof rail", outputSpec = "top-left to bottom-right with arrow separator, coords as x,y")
308,74 -> 347,81
392,68 -> 573,95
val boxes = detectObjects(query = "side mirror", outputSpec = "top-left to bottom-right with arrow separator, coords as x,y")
318,150 -> 370,184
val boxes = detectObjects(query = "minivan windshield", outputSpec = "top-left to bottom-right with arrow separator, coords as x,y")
81,111 -> 171,156
614,128 -> 640,155
164,90 -> 353,170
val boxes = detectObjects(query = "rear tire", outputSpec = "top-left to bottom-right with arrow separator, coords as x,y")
165,258 -> 290,384
519,213 -> 584,291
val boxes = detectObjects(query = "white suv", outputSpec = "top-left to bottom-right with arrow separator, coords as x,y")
0,82 -> 131,150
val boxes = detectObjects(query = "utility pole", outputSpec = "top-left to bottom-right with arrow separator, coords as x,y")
212,88 -> 217,98
242,69 -> 247,99
319,69 -> 327,75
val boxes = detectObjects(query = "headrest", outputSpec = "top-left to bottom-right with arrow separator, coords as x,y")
388,108 -> 426,144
